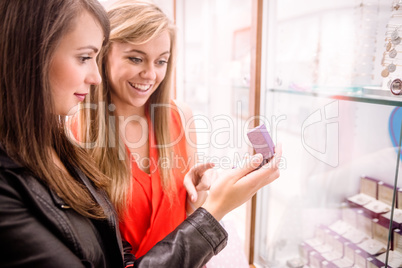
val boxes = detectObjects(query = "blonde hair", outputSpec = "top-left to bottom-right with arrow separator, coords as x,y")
81,0 -> 176,216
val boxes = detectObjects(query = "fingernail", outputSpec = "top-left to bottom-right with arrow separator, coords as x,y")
191,195 -> 196,202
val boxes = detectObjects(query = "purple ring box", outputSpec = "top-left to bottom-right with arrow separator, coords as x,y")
247,124 -> 275,168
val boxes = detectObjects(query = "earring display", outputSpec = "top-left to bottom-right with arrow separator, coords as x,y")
381,0 -> 402,94
388,63 -> 396,72
389,48 -> 398,58
382,68 -> 391,77
353,0 -> 381,87
380,59 -> 402,78
390,78 -> 402,94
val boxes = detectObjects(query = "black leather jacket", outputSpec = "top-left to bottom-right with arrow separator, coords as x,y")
0,149 -> 228,267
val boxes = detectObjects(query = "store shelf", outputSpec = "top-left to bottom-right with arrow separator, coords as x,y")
267,87 -> 402,107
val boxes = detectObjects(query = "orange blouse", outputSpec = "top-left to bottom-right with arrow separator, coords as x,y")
119,102 -> 189,258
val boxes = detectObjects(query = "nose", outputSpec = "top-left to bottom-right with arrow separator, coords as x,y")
86,62 -> 102,85
140,63 -> 156,80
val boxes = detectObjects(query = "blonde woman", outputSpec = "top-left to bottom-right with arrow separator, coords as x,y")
78,0 -> 283,261
80,0 -> 207,258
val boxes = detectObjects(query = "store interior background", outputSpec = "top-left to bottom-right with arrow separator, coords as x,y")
99,0 -> 402,267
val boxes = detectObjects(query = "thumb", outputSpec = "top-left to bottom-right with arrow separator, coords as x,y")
227,153 -> 263,182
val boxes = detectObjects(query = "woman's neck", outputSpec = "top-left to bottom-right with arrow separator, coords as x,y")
112,102 -> 147,119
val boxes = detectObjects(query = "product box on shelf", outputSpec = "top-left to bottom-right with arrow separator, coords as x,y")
373,219 -> 390,247
305,225 -> 328,248
309,251 -> 325,268
299,242 -> 314,266
321,260 -> 337,268
398,189 -> 402,210
341,205 -> 359,228
329,220 -> 353,236
347,176 -> 378,208
286,257 -> 305,268
379,185 -> 401,230
354,249 -> 385,268
341,224 -> 368,244
321,235 -> 344,262
331,242 -> 355,268
375,229 -> 402,267
394,229 -> 402,254
376,250 -> 402,268
329,205 -> 359,236
357,219 -> 387,256
379,209 -> 402,231
341,210 -> 370,244
354,249 -> 370,268
357,210 -> 374,239
366,256 -> 385,268
314,228 -> 337,254
363,181 -> 393,218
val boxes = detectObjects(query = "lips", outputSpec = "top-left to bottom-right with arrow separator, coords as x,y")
74,93 -> 87,101
128,82 -> 152,92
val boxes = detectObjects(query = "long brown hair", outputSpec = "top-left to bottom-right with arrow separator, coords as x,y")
80,0 -> 177,216
0,0 -> 111,219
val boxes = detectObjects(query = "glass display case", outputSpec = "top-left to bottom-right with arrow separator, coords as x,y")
254,0 -> 402,267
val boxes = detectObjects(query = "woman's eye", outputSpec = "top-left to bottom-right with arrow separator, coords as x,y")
79,56 -> 92,63
129,57 -> 142,64
157,60 -> 168,66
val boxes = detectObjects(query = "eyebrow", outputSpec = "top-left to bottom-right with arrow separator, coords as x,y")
124,49 -> 170,56
77,46 -> 99,53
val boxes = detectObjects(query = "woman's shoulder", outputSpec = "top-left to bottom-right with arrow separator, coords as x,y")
170,99 -> 193,126
171,99 -> 192,114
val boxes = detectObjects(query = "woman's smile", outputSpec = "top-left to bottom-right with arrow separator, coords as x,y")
128,82 -> 153,93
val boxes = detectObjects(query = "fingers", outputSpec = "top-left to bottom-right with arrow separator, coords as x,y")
195,168 -> 217,191
225,153 -> 263,182
193,162 -> 215,177
238,143 -> 283,191
183,162 -> 215,203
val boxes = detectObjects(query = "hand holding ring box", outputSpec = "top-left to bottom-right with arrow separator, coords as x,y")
247,124 -> 275,169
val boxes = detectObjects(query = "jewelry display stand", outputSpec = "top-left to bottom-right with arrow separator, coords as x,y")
254,0 -> 402,267
294,176 -> 399,267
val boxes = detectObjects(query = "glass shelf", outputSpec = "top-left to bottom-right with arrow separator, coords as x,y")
267,87 -> 402,107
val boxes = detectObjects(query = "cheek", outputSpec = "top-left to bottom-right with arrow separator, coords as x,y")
50,61 -> 77,91
107,59 -> 128,84
49,61 -> 64,89
156,67 -> 168,84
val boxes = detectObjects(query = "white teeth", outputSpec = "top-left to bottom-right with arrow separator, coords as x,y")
129,82 -> 151,91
